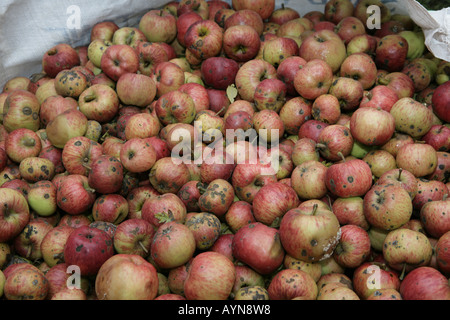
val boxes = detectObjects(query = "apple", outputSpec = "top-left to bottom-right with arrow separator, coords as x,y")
316,124 -> 354,162
135,42 -> 169,77
185,212 -> 221,250
207,0 -> 231,20
360,85 -> 399,112
350,107 -> 395,147
268,269 -> 318,300
234,56 -> 277,102
40,225 -> 74,267
352,261 -> 401,300
113,219 -> 153,257
100,44 -> 139,82
198,179 -> 235,218
325,157 -> 373,198
27,180 -> 57,217
2,89 -> 41,133
252,182 -> 299,228
222,25 -> 261,63
375,34 -> 408,72
299,29 -> 346,74
61,136 -> 103,176
279,97 -> 312,136
253,78 -> 287,113
112,27 -> 147,49
151,221 -> 196,270
232,222 -> 284,275
252,109 -> 284,144
139,9 -> 177,43
183,251 -> 235,300
150,61 -> 185,98
90,21 -> 119,42
56,174 -> 96,215
178,0 -> 209,19
54,69 -> 88,99
311,94 -> 341,125
324,0 -> 354,24
328,76 -> 364,112
141,193 -> 187,229
363,149 -> 397,178
413,178 -> 447,212
334,16 -> 366,45
363,182 -> 413,231
422,125 -> 450,152
432,81 -> 450,123
63,225 -> 114,276
280,204 -> 341,263
340,53 -> 378,90
42,43 -> 80,78
225,9 -> 264,36
230,265 -> 265,298
200,56 -> 239,90
125,113 -> 160,141
116,73 -> 156,108
96,254 -> 159,300
435,231 -> 450,276
294,59 -> 334,101
120,138 -> 157,174
0,188 -> 30,243
390,97 -> 434,139
184,19 -> 223,61
224,200 -> 255,233
126,185 -> 160,220
51,287 -> 87,300
39,95 -> 78,127
399,266 -> 450,300
4,128 -> 42,164
13,218 -> 53,261
276,56 -> 307,96
291,160 -> 328,201
332,196 -> 370,230
377,72 -> 415,99
46,109 -> 88,149
206,88 -> 231,116
149,157 -> 191,194
383,228 -> 433,275
396,143 -> 437,178
3,264 -> 49,300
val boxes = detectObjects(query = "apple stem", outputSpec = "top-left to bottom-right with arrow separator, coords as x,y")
312,203 -> 318,216
378,77 -> 389,86
215,107 -> 226,116
315,143 -> 326,150
399,263 -> 407,280
338,152 -> 345,162
397,168 -> 403,180
138,241 -> 148,254
84,94 -> 96,103
26,245 -> 32,259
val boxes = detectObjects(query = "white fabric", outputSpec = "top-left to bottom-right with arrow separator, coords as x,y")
0,0 -> 447,90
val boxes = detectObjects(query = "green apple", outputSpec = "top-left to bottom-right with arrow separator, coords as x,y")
27,181 -> 57,217
351,141 -> 376,159
368,226 -> 390,252
398,30 -> 425,60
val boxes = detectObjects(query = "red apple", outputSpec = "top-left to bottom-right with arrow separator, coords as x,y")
96,254 -> 159,300
42,44 -> 80,78
399,266 -> 450,300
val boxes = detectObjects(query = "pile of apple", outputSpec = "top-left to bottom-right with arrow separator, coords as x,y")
0,0 -> 449,301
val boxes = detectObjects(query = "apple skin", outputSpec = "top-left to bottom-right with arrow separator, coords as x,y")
420,196 -> 450,239
96,254 -> 159,300
225,201 -> 255,233
222,25 -> 261,63
279,204 -> 341,263
363,183 -> 413,231
62,136 -> 103,176
42,43 -> 80,78
352,261 -> 401,300
5,128 -> 42,164
291,160 -> 328,201
139,9 -> 177,44
252,182 -> 300,228
40,225 -> 74,267
435,231 -> 450,276
88,155 -> 124,195
316,124 -> 354,162
151,221 -> 196,270
46,109 -> 88,149
293,59 -> 334,101
422,125 -> 450,152
299,29 -> 347,74
0,188 -> 30,243
432,81 -> 450,123
382,228 -> 433,274
3,264 -> 49,300
268,269 -> 318,300
198,179 -> 235,218
396,143 -> 437,178
13,218 -> 53,261
2,89 -> 41,133
325,158 -> 373,198
201,57 -> 239,90
184,19 -> 223,61
399,266 -> 450,300
184,251 -> 236,300
56,174 -> 96,215
64,225 -> 114,277
375,34 -> 408,72
232,222 -> 285,275
333,224 -> 371,269
235,59 -> 277,102
100,44 -> 140,82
